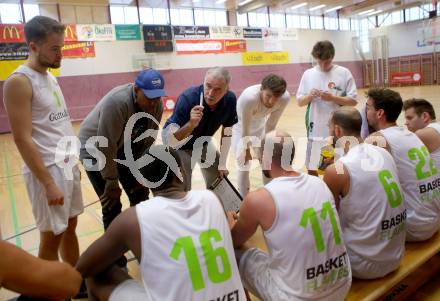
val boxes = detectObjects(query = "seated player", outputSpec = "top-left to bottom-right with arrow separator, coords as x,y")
229,130 -> 351,301
76,145 -> 246,301
366,89 -> 440,241
403,98 -> 440,168
323,107 -> 406,279
0,240 -> 81,300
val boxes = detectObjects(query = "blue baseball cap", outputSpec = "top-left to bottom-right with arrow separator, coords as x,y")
135,69 -> 166,99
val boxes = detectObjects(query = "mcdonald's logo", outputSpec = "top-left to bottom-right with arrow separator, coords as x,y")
2,26 -> 20,40
64,25 -> 77,41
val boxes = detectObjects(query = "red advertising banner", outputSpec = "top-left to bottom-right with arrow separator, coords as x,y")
390,72 -> 422,84
176,39 -> 224,54
64,24 -> 78,42
224,40 -> 246,53
62,42 -> 95,58
0,24 -> 25,43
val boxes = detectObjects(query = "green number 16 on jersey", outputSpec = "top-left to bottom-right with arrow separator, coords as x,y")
170,229 -> 232,292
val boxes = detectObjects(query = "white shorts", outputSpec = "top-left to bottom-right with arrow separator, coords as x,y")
109,279 -> 151,301
24,164 -> 84,235
348,251 -> 400,279
239,248 -> 291,301
240,248 -> 351,301
306,138 -> 328,171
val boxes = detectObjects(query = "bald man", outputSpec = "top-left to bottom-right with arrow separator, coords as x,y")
323,107 -> 406,279
229,131 -> 351,301
403,98 -> 440,169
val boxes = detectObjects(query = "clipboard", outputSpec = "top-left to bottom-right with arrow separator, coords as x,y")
209,176 -> 243,213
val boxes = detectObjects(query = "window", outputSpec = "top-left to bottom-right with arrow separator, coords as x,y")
237,12 -> 248,26
339,18 -> 350,30
194,9 -> 226,26
0,3 -> 22,24
351,18 -> 359,31
110,5 -> 139,24
310,15 -> 323,29
299,15 -> 310,28
286,14 -> 300,28
405,7 -> 421,21
269,13 -> 285,28
390,10 -> 403,24
23,4 -> 40,21
215,10 -> 227,25
324,17 -> 338,30
248,12 -> 268,27
140,7 -> 169,24
170,8 -> 193,25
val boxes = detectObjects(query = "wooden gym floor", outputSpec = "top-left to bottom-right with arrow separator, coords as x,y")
0,86 -> 439,300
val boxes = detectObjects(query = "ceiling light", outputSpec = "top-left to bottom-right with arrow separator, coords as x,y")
325,5 -> 342,13
291,2 -> 308,10
310,4 -> 326,11
216,0 -> 227,3
358,9 -> 375,15
238,0 -> 252,6
366,9 -> 382,16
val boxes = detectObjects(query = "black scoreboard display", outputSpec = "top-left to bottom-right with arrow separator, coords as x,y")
142,25 -> 173,53
144,40 -> 173,53
142,25 -> 172,41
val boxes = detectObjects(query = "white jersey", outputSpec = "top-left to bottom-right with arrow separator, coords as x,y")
232,84 -> 290,139
136,190 -> 246,301
296,65 -> 357,139
12,65 -> 75,173
426,122 -> 440,169
338,144 -> 406,263
380,126 -> 440,240
263,175 -> 351,299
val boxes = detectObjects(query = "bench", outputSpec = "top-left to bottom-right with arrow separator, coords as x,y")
347,230 -> 440,301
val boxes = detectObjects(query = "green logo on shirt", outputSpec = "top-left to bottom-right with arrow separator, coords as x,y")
53,90 -> 62,108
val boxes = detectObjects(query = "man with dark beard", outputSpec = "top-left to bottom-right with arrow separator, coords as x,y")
3,16 -> 85,296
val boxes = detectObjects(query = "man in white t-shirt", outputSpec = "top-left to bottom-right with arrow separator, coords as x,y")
366,88 -> 440,241
232,74 -> 290,197
76,145 -> 246,301
296,40 -> 357,175
3,16 -> 83,270
403,98 -> 440,169
323,107 -> 406,279
228,131 -> 351,301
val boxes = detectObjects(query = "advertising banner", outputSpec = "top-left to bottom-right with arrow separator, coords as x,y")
0,24 -> 25,43
64,24 -> 78,42
62,42 -> 96,58
224,40 -> 246,53
173,26 -> 210,39
209,26 -> 243,39
242,51 -> 289,65
175,39 -> 223,54
243,27 -> 262,39
0,43 -> 28,60
116,24 -> 141,40
390,72 -> 422,84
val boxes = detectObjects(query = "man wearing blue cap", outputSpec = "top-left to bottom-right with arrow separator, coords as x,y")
78,69 -> 165,237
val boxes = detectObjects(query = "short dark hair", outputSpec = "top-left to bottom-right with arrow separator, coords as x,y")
24,16 -> 65,44
403,98 -> 436,120
332,107 -> 362,136
139,146 -> 184,191
367,88 -> 403,123
311,40 -> 335,60
261,74 -> 287,97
